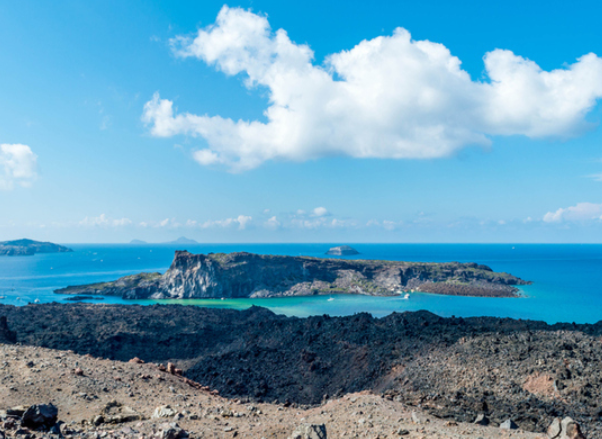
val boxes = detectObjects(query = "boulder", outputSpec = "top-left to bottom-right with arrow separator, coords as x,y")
157,422 -> 187,439
153,406 -> 177,419
288,423 -> 327,439
411,411 -> 429,424
500,419 -> 518,430
21,404 -> 58,428
560,417 -> 586,439
6,406 -> 28,417
473,414 -> 489,426
547,418 -> 562,438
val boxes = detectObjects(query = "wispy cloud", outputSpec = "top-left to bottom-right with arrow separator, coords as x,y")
80,214 -> 132,227
190,215 -> 253,230
543,202 -> 602,223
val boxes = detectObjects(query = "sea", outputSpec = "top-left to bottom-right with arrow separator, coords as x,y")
1,243 -> 601,324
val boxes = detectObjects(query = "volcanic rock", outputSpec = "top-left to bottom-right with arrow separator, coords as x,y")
0,316 -> 16,344
21,403 -> 58,428
288,423 -> 327,439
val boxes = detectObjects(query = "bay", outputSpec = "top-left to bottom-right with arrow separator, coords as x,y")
0,243 -> 601,324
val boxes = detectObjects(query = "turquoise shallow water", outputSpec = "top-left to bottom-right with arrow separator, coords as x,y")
1,243 -> 601,324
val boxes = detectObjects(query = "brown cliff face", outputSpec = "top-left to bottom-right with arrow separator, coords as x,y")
55,250 -> 530,299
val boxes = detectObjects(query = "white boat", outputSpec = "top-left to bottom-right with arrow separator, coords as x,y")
327,297 -> 334,302
403,293 -> 410,300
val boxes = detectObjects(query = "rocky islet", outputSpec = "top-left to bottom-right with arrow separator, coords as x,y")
55,250 -> 530,299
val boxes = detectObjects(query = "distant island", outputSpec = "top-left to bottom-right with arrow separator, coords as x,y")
129,237 -> 199,245
326,245 -> 359,256
167,236 -> 199,245
0,239 -> 73,256
56,250 -> 530,299
129,239 -> 147,245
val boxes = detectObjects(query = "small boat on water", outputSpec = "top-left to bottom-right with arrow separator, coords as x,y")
327,297 -> 334,302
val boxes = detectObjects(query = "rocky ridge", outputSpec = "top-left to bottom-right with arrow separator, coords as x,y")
0,343 -> 553,439
54,250 -> 530,299
0,304 -> 599,436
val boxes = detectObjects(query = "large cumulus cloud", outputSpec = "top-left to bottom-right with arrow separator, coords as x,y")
143,6 -> 602,171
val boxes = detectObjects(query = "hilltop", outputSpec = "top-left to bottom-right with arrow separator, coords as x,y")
0,239 -> 73,256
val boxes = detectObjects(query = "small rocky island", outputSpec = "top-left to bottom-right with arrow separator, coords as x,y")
55,250 -> 530,299
326,245 -> 359,256
0,239 -> 73,256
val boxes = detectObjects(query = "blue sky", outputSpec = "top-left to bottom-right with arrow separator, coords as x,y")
1,0 -> 602,243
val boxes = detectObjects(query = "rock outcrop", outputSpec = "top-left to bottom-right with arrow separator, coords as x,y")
0,239 -> 73,256
325,245 -> 359,256
55,250 -> 530,299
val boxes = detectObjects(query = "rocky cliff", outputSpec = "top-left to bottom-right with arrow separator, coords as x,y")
55,250 -> 530,299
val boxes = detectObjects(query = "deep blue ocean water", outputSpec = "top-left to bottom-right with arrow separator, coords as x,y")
1,243 -> 601,324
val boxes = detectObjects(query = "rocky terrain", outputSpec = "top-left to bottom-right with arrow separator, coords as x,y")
0,343 -> 562,439
0,303 -> 598,437
0,239 -> 73,256
54,250 -> 530,299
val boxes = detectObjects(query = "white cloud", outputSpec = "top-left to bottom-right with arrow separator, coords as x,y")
200,215 -> 253,230
312,207 -> 329,217
543,202 -> 602,222
0,144 -> 38,190
265,216 -> 280,229
367,219 -> 403,231
80,214 -> 132,227
142,6 -> 602,171
152,218 -> 182,228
